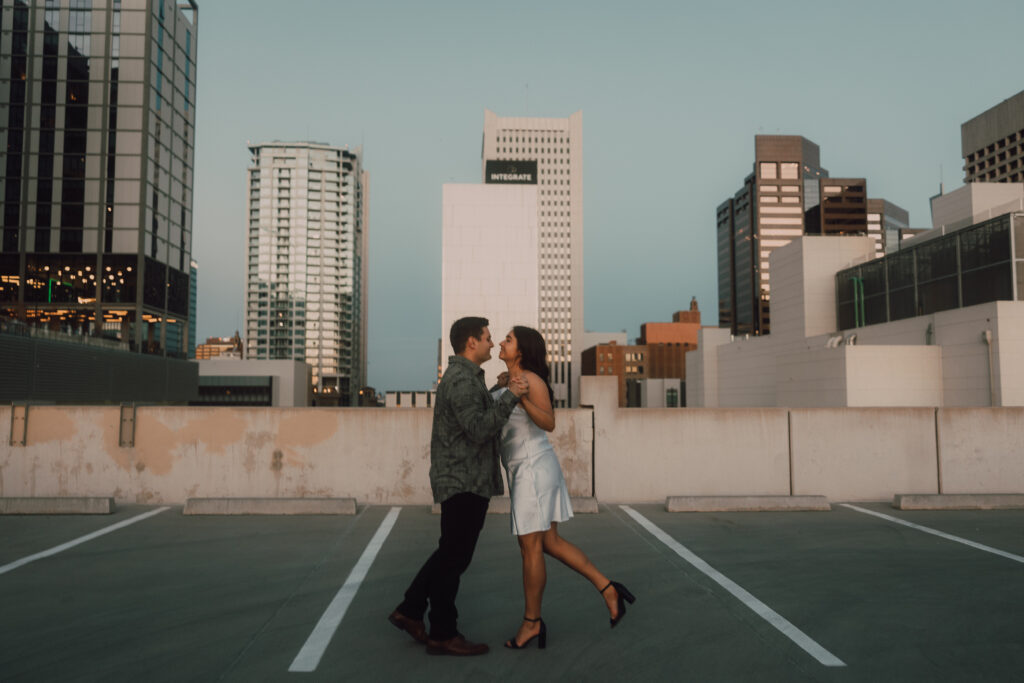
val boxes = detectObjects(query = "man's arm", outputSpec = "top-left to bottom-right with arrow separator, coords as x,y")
448,374 -> 520,444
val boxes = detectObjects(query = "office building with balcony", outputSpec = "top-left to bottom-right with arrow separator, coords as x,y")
244,142 -> 367,406
1,0 -> 198,358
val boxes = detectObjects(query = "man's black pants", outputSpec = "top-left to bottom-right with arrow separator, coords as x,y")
396,492 -> 489,641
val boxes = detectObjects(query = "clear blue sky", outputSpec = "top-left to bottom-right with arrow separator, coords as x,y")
191,0 -> 1022,392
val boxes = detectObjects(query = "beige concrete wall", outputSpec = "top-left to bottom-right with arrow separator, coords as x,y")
776,347 -> 848,407
843,303 -> 999,407
585,376 -> 790,503
845,346 -> 943,406
5,390 -> 1024,505
936,408 -> 1024,493
995,302 -> 1024,406
0,405 -> 593,505
790,408 -> 939,501
686,327 -> 731,408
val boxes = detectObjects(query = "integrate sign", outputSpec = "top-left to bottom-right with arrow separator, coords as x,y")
485,160 -> 537,184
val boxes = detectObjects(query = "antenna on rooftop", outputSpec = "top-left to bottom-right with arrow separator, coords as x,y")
939,163 -> 944,195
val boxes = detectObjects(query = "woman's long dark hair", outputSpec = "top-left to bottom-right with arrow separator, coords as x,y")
513,325 -> 554,404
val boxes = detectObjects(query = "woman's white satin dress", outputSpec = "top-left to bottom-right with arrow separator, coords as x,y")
492,388 -> 574,535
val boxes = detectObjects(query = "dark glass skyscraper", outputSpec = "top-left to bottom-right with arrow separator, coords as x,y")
0,0 -> 198,357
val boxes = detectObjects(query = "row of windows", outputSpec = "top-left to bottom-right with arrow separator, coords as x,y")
496,134 -> 570,144
965,129 -> 1024,161
836,213 -> 1019,328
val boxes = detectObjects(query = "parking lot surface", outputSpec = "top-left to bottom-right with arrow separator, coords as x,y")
3,503 -> 1024,681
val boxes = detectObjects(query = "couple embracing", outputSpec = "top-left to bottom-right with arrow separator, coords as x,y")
388,317 -> 634,656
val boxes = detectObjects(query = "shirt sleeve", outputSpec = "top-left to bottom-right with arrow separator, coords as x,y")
449,374 -> 519,444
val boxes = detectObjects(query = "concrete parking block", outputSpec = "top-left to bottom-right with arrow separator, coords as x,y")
666,495 -> 831,512
0,497 -> 116,515
893,493 -> 1024,510
183,497 -> 357,515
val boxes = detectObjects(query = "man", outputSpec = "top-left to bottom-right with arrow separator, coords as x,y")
388,317 -> 528,656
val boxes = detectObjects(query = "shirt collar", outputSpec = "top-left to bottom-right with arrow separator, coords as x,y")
448,355 -> 483,377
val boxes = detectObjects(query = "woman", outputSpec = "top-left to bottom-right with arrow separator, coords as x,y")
494,325 -> 635,650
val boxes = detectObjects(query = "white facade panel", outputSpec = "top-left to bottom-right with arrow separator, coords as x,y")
441,184 -> 539,388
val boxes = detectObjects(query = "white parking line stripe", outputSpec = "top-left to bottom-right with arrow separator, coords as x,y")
840,504 -> 1024,564
0,506 -> 171,576
289,506 -> 401,673
620,505 -> 846,668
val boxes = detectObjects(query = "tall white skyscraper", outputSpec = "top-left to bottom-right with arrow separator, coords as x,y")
482,110 -> 583,407
244,142 -> 368,406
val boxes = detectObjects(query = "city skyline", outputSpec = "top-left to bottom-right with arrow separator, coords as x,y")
189,0 -> 1021,391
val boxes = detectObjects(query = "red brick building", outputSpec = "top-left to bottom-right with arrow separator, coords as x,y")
581,298 -> 703,406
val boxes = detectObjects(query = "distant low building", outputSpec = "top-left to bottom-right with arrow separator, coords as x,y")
582,299 -> 702,407
194,359 -> 311,407
196,332 -> 243,360
636,378 -> 684,408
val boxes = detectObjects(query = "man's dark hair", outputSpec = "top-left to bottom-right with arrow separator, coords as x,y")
450,316 -> 489,354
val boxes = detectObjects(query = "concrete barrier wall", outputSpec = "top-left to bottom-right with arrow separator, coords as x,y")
593,406 -> 791,503
585,376 -> 790,503
3,399 -> 1024,505
0,405 -> 593,505
937,408 -> 1024,493
790,408 -> 939,501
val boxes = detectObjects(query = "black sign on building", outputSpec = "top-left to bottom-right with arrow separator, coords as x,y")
485,160 -> 538,184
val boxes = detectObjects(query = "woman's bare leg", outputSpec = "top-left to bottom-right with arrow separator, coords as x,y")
541,523 -> 621,620
510,531 -> 545,646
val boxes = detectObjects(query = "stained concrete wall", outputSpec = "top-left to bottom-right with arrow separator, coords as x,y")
3,386 -> 1024,506
0,405 -> 592,505
936,408 -> 1024,493
790,408 -> 939,501
586,376 -> 791,503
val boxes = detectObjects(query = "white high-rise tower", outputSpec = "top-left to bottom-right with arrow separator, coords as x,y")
482,110 -> 583,407
244,142 -> 368,406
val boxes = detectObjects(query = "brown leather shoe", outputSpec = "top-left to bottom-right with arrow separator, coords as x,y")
426,634 -> 490,656
388,610 -> 428,644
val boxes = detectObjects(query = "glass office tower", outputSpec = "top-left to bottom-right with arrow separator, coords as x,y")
0,0 -> 198,357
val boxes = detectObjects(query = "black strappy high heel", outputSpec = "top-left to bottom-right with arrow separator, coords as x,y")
601,581 -> 636,628
504,616 -> 547,649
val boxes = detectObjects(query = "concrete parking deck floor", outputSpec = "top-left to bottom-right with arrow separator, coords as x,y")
3,503 -> 1024,682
